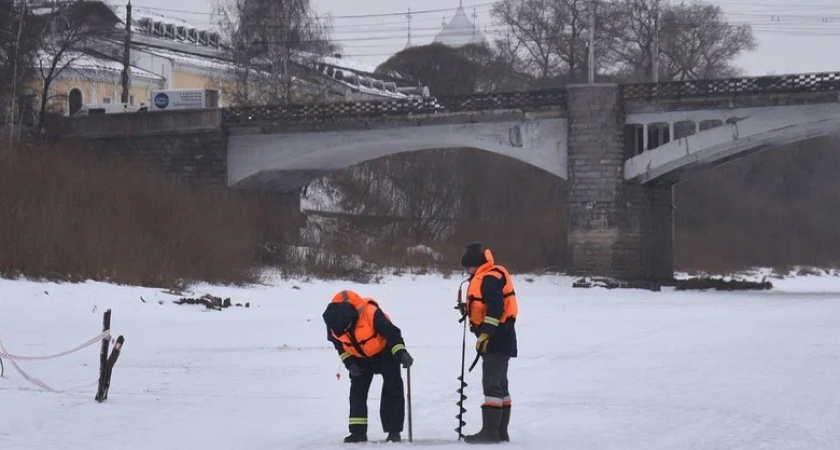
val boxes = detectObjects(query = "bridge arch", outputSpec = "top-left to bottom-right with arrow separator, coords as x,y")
625,102 -> 840,184
227,115 -> 567,191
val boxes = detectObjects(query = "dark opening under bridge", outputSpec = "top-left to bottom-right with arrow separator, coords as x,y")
52,71 -> 840,280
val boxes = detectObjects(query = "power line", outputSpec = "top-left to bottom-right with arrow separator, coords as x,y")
191,19 -> 840,47
170,18 -> 840,34
133,2 -> 840,37
135,1 -> 502,20
136,19 -> 840,35
706,0 -> 840,9
117,3 -> 840,53
167,15 -> 493,31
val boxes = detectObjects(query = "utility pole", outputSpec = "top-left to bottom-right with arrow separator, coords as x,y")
120,1 -> 132,104
406,7 -> 412,47
472,7 -> 478,40
587,0 -> 595,83
651,2 -> 660,82
8,0 -> 26,147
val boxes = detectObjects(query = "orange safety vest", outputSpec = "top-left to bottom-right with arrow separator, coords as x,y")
329,290 -> 389,358
467,248 -> 519,330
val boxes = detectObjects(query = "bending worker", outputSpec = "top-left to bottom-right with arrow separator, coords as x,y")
322,290 -> 414,443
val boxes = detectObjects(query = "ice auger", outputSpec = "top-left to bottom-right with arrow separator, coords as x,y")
455,278 -> 470,439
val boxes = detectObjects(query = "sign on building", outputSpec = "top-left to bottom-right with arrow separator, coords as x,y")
150,89 -> 219,111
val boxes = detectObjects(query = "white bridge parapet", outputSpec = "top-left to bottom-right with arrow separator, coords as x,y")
625,102 -> 840,184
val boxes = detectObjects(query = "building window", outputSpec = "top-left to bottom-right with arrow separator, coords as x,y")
102,97 -> 112,104
68,88 -> 83,115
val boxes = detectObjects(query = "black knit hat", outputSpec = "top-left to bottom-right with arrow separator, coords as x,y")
322,301 -> 357,335
460,242 -> 487,268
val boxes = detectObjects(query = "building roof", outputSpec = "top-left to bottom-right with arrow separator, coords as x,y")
133,45 -> 237,72
319,55 -> 383,77
42,50 -> 164,81
114,5 -> 198,31
113,5 -> 223,51
432,3 -> 487,48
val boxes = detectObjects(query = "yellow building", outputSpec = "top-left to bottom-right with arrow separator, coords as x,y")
37,51 -> 164,116
31,1 -> 424,117
128,44 -> 235,105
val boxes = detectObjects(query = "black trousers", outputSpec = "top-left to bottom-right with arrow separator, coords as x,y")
481,353 -> 511,407
348,353 -> 405,433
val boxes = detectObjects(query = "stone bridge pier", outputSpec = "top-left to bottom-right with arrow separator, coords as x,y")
566,85 -> 673,280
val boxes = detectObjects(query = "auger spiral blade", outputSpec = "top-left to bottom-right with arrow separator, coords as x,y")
455,419 -> 467,438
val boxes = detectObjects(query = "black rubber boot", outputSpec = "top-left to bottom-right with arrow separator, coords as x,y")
343,432 -> 368,443
386,432 -> 402,442
464,405 -> 502,444
499,405 -> 511,442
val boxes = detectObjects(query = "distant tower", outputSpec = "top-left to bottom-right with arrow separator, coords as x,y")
433,1 -> 487,47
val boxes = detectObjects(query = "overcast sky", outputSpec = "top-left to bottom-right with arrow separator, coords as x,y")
126,0 -> 840,77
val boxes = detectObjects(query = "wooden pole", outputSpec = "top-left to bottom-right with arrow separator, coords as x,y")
652,2 -> 660,82
407,366 -> 413,442
95,309 -> 111,402
7,0 -> 26,147
120,1 -> 132,104
588,0 -> 595,83
101,335 -> 125,401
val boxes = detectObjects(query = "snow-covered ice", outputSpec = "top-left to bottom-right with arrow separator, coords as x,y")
2,272 -> 840,449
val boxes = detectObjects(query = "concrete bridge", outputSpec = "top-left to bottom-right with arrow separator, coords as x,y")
222,91 -> 568,191
50,71 -> 840,280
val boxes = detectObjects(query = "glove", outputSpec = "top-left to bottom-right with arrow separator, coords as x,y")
455,302 -> 466,317
475,333 -> 490,353
345,361 -> 363,377
398,350 -> 414,368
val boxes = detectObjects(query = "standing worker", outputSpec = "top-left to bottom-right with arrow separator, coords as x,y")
322,290 -> 414,443
460,243 -> 518,444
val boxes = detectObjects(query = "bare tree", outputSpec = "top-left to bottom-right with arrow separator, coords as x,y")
493,0 -> 754,83
30,0 -> 117,132
491,0 -> 569,80
324,151 -> 463,248
492,28 -> 531,83
659,3 -> 756,80
214,0 -> 336,106
600,0 -> 661,82
603,0 -> 755,81
1,0 -> 35,138
555,0 -> 589,82
492,0 -> 608,83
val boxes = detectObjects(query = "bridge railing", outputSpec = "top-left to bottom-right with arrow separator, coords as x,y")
221,90 -> 567,125
622,72 -> 840,100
